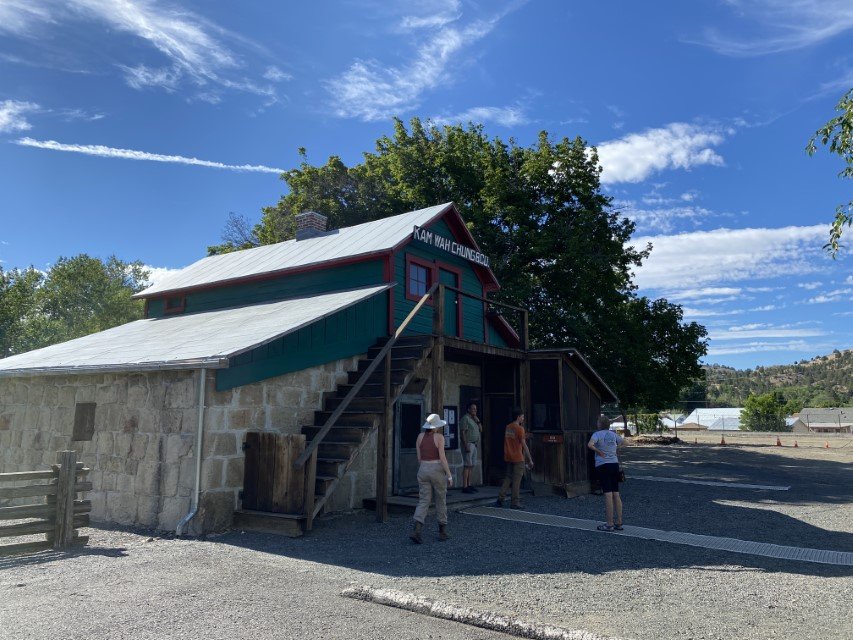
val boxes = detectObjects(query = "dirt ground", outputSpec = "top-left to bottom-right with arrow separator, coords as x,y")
1,442 -> 851,640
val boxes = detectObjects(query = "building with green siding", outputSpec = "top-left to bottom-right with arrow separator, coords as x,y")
0,203 -> 616,536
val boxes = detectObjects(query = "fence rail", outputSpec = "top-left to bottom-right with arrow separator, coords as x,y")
0,450 -> 91,557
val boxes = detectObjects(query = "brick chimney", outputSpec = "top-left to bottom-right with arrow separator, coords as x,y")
294,211 -> 328,240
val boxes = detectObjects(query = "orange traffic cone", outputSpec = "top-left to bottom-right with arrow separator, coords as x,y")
776,436 -> 782,446
720,436 -> 726,446
824,441 -> 830,449
793,440 -> 798,448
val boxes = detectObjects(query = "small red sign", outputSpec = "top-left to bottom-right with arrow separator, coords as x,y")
542,434 -> 563,444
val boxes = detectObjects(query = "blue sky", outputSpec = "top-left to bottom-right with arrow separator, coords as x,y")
0,0 -> 851,369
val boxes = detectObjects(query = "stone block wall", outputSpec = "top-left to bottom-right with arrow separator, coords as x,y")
0,353 -> 361,534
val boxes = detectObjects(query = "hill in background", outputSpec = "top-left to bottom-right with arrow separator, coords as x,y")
681,350 -> 852,411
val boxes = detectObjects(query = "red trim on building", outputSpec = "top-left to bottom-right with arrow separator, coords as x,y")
404,254 -> 436,305
163,296 -> 186,314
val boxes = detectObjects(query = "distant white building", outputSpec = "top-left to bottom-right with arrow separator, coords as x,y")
681,408 -> 743,431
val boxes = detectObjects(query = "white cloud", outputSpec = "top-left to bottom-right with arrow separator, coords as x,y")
431,105 -> 528,127
0,100 -> 39,133
597,123 -> 728,184
689,0 -> 853,57
399,0 -> 461,31
143,265 -> 181,287
807,288 -> 853,304
0,0 -> 278,102
752,304 -> 780,312
0,1 -> 53,35
14,137 -> 284,174
263,66 -> 292,82
710,328 -> 826,341
682,308 -> 745,317
631,225 -> 828,290
326,6 -> 515,121
707,340 -> 835,356
798,281 -> 823,290
669,287 -> 742,300
619,202 -> 715,233
845,275 -> 853,285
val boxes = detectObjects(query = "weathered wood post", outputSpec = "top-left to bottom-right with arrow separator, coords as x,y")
431,284 -> 445,413
376,350 -> 392,522
53,450 -> 77,550
303,448 -> 318,531
520,309 -> 531,424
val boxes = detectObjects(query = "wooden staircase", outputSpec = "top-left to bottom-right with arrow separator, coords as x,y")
300,335 -> 433,518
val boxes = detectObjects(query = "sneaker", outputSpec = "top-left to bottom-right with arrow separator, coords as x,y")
613,524 -> 624,531
597,524 -> 614,532
510,503 -> 525,510
494,499 -> 505,508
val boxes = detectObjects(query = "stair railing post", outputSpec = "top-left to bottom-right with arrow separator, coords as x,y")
376,350 -> 392,522
304,448 -> 317,530
53,450 -> 77,550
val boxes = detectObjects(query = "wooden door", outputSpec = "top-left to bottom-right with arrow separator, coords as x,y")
438,268 -> 460,337
242,432 -> 306,514
393,396 -> 424,494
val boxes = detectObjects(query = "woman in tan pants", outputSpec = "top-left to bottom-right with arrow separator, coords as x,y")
409,413 -> 453,543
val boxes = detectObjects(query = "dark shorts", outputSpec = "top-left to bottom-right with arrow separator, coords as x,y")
597,463 -> 620,493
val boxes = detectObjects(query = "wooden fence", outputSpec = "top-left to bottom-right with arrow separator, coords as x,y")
0,450 -> 92,556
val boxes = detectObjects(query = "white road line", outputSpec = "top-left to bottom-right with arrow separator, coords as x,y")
630,475 -> 790,490
463,507 -> 853,567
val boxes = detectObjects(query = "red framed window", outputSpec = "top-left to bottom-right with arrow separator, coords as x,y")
405,254 -> 435,303
164,296 -> 186,314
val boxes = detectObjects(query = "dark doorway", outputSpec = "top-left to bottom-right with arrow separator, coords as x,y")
393,395 -> 424,494
484,393 -> 514,485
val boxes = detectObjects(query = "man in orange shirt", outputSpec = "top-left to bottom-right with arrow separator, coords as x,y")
495,408 -> 533,509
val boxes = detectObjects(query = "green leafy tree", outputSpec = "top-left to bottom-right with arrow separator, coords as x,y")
0,255 -> 148,357
741,392 -> 786,431
807,88 -> 853,255
216,118 -> 708,419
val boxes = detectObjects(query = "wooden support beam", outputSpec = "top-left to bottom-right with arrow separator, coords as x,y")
376,351 -> 392,523
303,449 -> 317,531
53,450 -> 77,550
431,285 -> 445,414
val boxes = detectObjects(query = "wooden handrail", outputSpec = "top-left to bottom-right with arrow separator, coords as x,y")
294,282 -> 440,469
442,284 -> 528,313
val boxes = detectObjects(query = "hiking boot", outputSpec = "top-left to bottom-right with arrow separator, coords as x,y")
510,503 -> 525,510
409,521 -> 423,544
438,523 -> 449,541
494,498 -> 505,508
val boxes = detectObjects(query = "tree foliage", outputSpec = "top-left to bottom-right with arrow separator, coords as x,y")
807,87 -> 853,255
741,392 -> 786,432
0,255 -> 149,358
215,118 -> 708,415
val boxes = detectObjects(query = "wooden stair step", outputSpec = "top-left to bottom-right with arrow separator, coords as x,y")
323,396 -> 385,411
374,335 -> 432,347
314,411 -> 380,426
357,357 -> 419,372
302,425 -> 371,443
349,369 -> 410,385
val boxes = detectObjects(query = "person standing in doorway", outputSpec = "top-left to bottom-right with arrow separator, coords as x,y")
495,408 -> 533,509
410,413 -> 453,543
459,401 -> 482,494
588,414 -> 625,532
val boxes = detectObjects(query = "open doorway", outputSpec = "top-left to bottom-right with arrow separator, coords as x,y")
393,395 -> 424,494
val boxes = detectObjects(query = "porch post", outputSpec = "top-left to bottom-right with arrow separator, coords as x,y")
376,350 -> 391,522
520,309 -> 531,423
431,285 -> 445,414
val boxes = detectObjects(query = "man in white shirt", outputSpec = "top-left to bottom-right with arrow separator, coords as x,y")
588,415 -> 625,531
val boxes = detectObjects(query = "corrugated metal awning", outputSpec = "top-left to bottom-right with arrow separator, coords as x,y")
0,285 -> 391,378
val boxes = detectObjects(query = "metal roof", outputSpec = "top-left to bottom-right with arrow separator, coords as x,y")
682,408 -> 743,430
0,285 -> 390,378
136,203 -> 454,298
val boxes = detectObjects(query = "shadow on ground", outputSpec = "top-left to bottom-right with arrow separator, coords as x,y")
209,445 -> 852,580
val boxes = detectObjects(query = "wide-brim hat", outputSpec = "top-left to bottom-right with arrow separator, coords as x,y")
422,413 -> 447,430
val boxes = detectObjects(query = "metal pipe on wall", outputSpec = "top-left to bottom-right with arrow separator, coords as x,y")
176,368 -> 207,536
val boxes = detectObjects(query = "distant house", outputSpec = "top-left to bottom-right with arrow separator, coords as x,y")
681,408 -> 743,431
791,407 -> 853,434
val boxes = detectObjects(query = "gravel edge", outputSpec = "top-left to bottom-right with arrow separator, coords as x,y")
341,585 -> 621,640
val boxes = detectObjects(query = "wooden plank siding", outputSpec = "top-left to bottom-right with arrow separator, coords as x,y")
216,293 -> 388,390
394,219 -> 487,342
148,260 -> 385,317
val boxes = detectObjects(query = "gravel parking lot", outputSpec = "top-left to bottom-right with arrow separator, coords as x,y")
1,442 -> 851,640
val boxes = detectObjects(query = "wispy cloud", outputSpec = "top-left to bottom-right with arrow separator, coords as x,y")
0,0 -> 280,103
14,137 -> 284,174
263,66 -> 292,83
0,100 -> 39,133
798,281 -> 823,290
631,225 -> 828,290
807,288 -> 853,304
326,4 -> 520,121
431,105 -> 528,127
688,0 -> 853,57
682,308 -> 745,317
710,328 -> 826,341
398,0 -> 461,31
597,123 -> 729,184
707,340 -> 835,356
667,287 -> 743,300
618,201 -> 716,233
